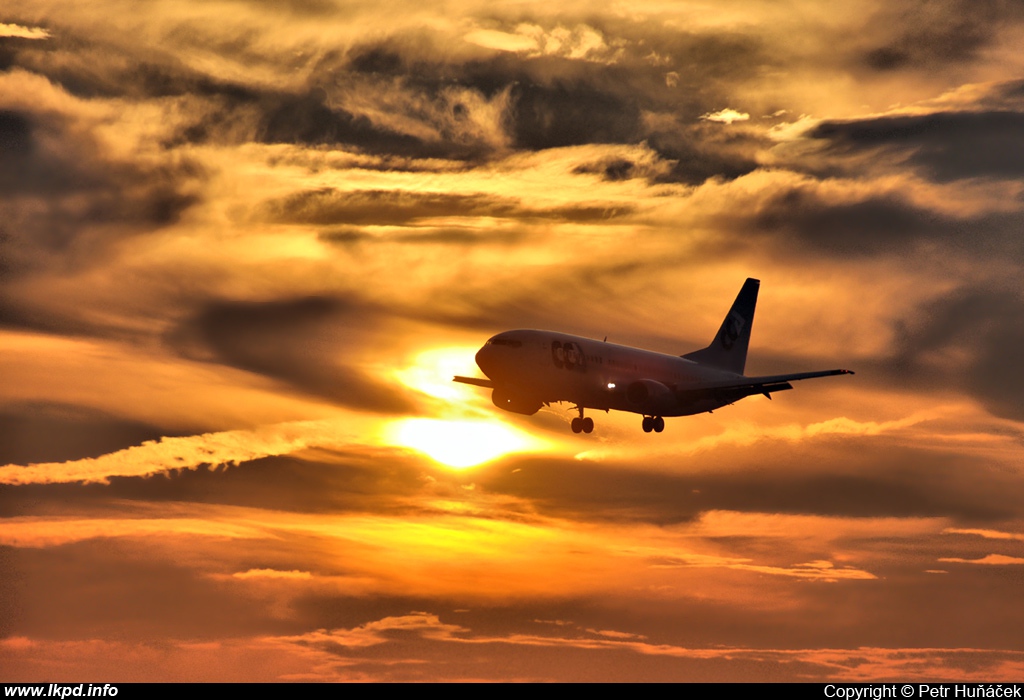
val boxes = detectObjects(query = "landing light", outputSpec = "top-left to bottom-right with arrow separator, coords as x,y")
607,383 -> 616,389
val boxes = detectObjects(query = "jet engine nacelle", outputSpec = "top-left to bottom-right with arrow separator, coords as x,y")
626,379 -> 676,415
492,388 -> 543,415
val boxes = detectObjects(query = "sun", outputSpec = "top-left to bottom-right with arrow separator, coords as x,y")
388,418 -> 545,469
393,346 -> 482,401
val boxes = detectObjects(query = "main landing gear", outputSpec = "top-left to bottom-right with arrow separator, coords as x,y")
642,415 -> 665,433
570,405 -> 594,434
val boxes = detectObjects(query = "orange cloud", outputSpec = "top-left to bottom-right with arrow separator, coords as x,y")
938,554 -> 1024,566
0,23 -> 49,39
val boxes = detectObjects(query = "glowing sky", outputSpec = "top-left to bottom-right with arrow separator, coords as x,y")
3,0 -> 1024,682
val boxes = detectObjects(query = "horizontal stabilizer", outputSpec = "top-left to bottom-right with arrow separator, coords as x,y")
453,376 -> 495,389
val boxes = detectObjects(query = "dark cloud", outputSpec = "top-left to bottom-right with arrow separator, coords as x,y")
264,188 -> 519,226
750,189 -> 943,256
505,80 -> 642,150
22,50 -> 261,103
0,109 -> 32,157
318,226 -> 526,247
885,285 -> 1024,422
0,449 -> 429,519
261,187 -> 632,227
253,89 -> 463,158
170,295 -> 413,413
572,127 -> 764,186
810,110 -> 1024,182
343,48 -> 652,156
647,126 -> 762,185
236,0 -> 340,15
5,33 -> 481,159
0,402 -> 175,466
860,0 -> 1024,71
0,105 -> 202,277
573,158 -> 635,181
481,442 -> 1024,524
8,18 -> 779,182
339,33 -> 773,181
0,285 -> 146,338
732,185 -> 1024,260
164,84 -> 480,159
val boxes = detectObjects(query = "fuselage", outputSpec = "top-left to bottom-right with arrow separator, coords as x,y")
475,329 -> 741,417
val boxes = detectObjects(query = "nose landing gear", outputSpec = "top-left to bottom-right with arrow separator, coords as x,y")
641,416 -> 665,433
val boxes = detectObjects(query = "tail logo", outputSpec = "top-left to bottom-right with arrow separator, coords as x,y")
720,311 -> 745,350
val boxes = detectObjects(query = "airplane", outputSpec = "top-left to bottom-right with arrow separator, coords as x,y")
453,278 -> 854,434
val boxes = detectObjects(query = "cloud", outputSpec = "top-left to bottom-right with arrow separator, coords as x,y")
233,569 -> 313,580
0,419 -> 351,485
885,285 -> 1024,421
483,433 -> 1024,524
0,515 -> 266,548
264,612 -> 1024,681
650,554 -> 875,582
260,187 -> 633,228
0,71 -> 203,276
279,612 -> 469,649
466,23 -> 622,64
937,554 -> 1024,566
334,26 -> 775,181
697,160 -> 1024,267
253,89 -> 446,156
465,29 -> 539,54
858,0 -> 1024,72
0,23 -> 49,40
0,450 -> 425,523
944,528 -> 1024,542
0,636 -> 350,682
810,109 -> 1024,182
170,296 -> 414,413
700,108 -> 750,124
262,188 -> 520,226
6,628 -> 1024,682
645,122 -> 764,184
0,402 -> 169,465
506,81 -> 642,150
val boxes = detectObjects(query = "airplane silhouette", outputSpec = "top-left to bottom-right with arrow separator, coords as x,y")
454,278 -> 854,434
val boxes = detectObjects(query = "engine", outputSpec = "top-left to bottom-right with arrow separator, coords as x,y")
625,379 -> 676,415
492,388 -> 543,415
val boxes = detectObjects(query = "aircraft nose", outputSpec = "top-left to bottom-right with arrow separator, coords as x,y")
475,345 -> 494,377
477,341 -> 505,380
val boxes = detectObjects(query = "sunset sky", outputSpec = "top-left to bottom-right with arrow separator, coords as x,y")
3,0 -> 1024,682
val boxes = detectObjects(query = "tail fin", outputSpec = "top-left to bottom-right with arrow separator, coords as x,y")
681,278 -> 759,375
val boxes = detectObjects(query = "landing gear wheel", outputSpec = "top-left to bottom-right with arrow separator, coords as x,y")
582,417 -> 594,434
653,416 -> 665,433
571,417 -> 583,433
642,416 -> 653,433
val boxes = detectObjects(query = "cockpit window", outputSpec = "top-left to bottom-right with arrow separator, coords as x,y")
488,337 -> 522,348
